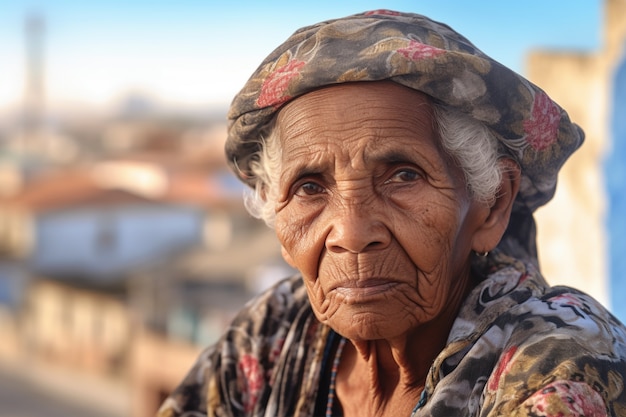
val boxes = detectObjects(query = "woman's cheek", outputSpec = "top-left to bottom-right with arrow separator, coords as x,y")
276,209 -> 319,276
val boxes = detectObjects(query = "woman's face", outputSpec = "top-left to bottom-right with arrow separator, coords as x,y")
274,82 -> 492,341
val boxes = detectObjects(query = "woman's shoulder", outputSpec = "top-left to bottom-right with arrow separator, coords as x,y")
481,279 -> 626,363
519,284 -> 626,343
447,261 -> 626,413
467,253 -> 626,345
487,285 -> 626,416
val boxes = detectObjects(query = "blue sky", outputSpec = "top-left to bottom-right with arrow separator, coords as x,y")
0,1 -> 602,113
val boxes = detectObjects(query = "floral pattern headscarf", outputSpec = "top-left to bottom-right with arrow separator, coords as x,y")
225,9 -> 584,216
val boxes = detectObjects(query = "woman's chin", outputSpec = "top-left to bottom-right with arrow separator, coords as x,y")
326,308 -> 418,342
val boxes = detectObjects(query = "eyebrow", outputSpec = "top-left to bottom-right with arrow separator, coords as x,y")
280,160 -> 328,186
366,146 -> 443,176
367,150 -> 414,165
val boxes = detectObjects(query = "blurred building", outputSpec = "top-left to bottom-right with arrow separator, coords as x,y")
605,0 -> 626,328
0,111 -> 291,416
528,0 -> 626,321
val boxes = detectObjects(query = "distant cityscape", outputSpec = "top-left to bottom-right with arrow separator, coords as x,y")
0,14 -> 293,416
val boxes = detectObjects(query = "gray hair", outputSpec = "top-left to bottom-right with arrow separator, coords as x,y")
244,103 -> 504,227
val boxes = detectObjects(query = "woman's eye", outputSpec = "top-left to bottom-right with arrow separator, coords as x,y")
385,168 -> 421,184
295,181 -> 325,196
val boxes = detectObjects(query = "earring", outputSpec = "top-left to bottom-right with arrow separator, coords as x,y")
476,251 -> 489,257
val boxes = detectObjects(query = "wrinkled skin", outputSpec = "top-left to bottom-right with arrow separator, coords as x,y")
273,82 -> 518,416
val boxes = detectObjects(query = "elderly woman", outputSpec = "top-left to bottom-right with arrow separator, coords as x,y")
159,10 -> 626,417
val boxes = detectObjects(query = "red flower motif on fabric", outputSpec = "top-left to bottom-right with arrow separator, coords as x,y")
396,40 -> 446,61
525,380 -> 607,416
523,90 -> 561,151
239,354 -> 263,412
488,345 -> 518,391
256,59 -> 306,108
364,10 -> 402,16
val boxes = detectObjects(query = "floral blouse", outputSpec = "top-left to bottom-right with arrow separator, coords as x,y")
158,250 -> 626,416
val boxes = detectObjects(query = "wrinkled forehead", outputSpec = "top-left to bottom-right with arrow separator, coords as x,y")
275,82 -> 435,139
274,82 -> 460,180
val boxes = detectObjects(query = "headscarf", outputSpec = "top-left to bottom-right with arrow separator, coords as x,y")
225,9 -> 584,259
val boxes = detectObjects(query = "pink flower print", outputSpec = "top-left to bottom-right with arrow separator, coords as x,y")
547,293 -> 590,319
525,380 -> 607,416
548,293 -> 584,309
397,40 -> 446,61
523,90 -> 561,151
488,345 -> 518,391
364,10 -> 402,16
256,59 -> 306,108
239,354 -> 263,412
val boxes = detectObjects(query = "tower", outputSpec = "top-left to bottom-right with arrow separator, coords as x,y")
21,13 -> 45,154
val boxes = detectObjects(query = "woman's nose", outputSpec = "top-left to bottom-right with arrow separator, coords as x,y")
325,203 -> 391,254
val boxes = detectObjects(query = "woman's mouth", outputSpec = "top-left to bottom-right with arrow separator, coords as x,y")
333,279 -> 399,299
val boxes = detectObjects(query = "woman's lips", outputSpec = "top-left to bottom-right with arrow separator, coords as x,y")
333,279 -> 399,298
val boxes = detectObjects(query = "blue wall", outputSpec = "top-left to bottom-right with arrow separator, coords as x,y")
607,47 -> 626,323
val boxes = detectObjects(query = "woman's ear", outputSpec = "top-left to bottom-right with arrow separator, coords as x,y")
471,158 -> 521,253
